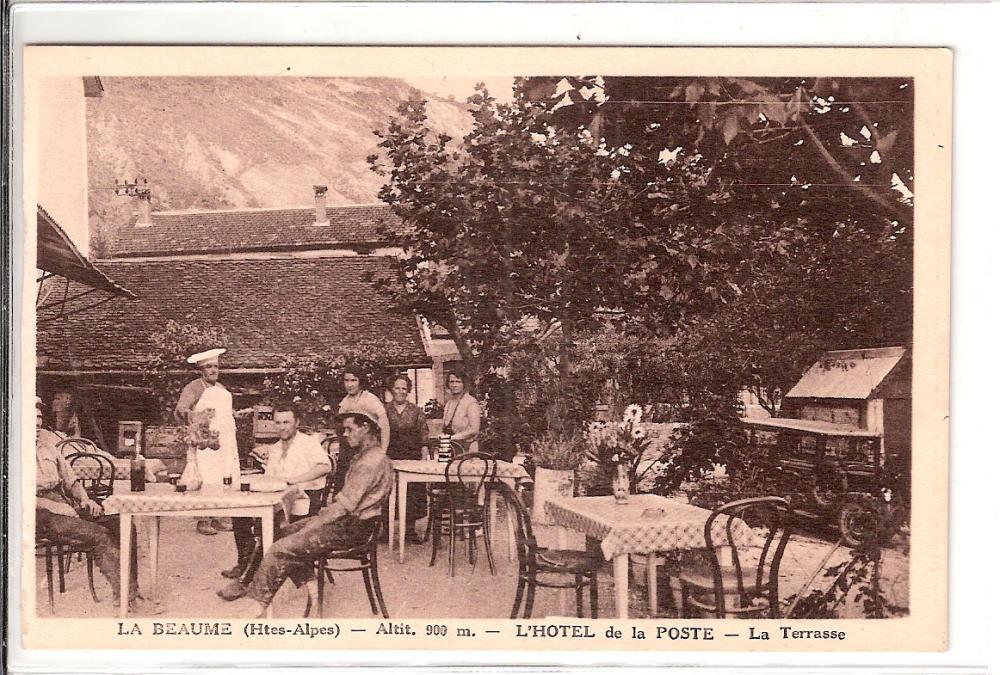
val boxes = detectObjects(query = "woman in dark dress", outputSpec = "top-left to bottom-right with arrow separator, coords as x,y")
385,374 -> 430,543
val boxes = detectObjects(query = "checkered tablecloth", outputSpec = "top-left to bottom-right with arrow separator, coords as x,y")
72,458 -> 131,481
102,483 -> 303,518
545,494 -> 755,560
392,458 -> 529,480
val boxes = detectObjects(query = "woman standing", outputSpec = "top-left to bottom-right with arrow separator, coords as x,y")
385,374 -> 430,543
441,370 -> 482,454
334,366 -> 390,493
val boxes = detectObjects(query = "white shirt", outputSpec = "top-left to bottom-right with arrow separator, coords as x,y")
263,431 -> 332,491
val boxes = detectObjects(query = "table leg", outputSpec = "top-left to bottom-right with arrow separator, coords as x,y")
387,473 -> 398,552
647,554 -> 658,616
613,554 -> 630,619
260,509 -> 274,619
148,516 -> 161,599
556,526 -> 570,615
119,513 -> 132,617
397,476 -> 409,563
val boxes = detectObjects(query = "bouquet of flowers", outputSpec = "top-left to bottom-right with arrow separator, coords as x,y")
585,404 -> 652,494
187,409 -> 220,451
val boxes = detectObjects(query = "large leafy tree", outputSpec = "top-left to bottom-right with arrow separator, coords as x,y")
520,76 -> 912,483
369,76 -> 912,473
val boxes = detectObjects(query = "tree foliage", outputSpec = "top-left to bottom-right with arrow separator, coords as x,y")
136,320 -> 231,423
369,76 -> 913,478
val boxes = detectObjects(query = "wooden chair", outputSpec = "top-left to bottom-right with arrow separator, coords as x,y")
37,443 -> 115,612
35,536 -> 101,613
675,496 -> 792,619
428,452 -> 497,576
304,499 -> 390,619
64,449 -> 116,504
490,481 -> 601,619
318,436 -> 340,506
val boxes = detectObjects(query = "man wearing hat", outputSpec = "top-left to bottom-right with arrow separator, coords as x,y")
223,410 -> 392,615
333,366 -> 390,494
175,348 -> 240,535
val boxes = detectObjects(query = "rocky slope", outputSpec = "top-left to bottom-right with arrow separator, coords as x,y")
86,77 -> 471,253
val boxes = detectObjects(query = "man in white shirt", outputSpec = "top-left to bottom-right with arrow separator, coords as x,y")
218,403 -> 331,599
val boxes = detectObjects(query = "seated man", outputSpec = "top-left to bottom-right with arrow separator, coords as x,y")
218,402 -> 332,597
223,411 -> 392,616
34,401 -> 159,613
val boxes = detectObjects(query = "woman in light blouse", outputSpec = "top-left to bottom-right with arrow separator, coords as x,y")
441,370 -> 482,454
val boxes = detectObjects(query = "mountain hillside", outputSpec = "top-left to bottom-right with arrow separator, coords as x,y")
86,77 -> 471,254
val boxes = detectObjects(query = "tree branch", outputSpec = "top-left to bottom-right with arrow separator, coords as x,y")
799,116 -> 909,222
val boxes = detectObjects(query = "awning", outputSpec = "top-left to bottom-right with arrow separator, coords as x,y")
784,347 -> 906,400
37,205 -> 135,298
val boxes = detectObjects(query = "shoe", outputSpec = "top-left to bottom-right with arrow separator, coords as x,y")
217,580 -> 249,601
197,520 -> 218,536
404,530 -> 423,545
212,518 -> 233,532
221,564 -> 245,579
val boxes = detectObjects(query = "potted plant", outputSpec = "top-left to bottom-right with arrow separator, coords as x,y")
529,431 -> 586,525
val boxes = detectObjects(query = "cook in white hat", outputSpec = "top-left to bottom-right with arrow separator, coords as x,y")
175,347 -> 240,536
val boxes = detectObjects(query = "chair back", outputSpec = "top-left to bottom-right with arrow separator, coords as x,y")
488,480 -> 536,569
55,436 -> 103,456
318,436 -> 340,506
702,496 -> 791,618
64,451 -> 116,503
444,452 -> 497,515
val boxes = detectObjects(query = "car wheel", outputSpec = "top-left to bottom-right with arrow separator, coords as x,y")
838,500 -> 878,548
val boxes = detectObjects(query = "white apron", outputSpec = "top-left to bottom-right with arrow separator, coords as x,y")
192,384 -> 240,487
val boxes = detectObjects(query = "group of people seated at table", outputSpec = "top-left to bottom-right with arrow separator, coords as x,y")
35,345 -> 483,617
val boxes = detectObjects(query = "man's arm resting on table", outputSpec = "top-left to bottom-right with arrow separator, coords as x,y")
284,463 -> 330,486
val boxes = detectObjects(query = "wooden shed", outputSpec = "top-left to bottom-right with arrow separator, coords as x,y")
782,346 -> 911,469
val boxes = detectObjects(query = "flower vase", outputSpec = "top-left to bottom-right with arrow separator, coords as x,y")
179,447 -> 203,491
612,463 -> 630,505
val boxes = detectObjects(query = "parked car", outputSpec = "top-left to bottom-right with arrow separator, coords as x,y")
742,416 -> 907,546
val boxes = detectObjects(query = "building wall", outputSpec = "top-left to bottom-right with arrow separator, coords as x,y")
37,77 -> 90,255
795,401 -> 862,427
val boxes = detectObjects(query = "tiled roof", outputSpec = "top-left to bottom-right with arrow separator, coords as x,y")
36,256 -> 428,371
108,203 -> 405,257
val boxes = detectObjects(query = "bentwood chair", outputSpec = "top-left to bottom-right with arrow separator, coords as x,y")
428,452 -> 498,576
38,444 -> 116,612
304,497 -> 390,619
64,448 -> 116,504
318,436 -> 340,507
490,481 -> 601,618
35,536 -> 101,613
675,496 -> 792,619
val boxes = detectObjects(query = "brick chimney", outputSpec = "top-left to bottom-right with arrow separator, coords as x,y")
313,185 -> 329,226
135,190 -> 152,227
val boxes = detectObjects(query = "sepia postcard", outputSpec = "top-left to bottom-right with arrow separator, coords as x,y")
12,45 -> 950,655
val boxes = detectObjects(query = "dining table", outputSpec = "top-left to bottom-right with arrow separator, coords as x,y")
387,458 -> 530,562
101,478 -> 305,618
544,494 -> 755,619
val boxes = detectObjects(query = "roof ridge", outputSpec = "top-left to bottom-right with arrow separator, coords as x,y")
97,254 -> 399,265
151,202 -> 393,216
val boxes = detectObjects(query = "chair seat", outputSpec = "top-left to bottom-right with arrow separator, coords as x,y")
677,565 -> 767,594
536,548 -> 598,574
